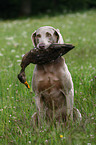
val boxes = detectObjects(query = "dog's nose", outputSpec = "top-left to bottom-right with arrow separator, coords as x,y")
39,43 -> 45,49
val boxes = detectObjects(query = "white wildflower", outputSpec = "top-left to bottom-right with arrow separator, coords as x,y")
0,52 -> 3,56
0,109 -> 3,111
83,98 -> 86,101
81,66 -> 83,69
90,134 -> 94,138
22,54 -> 25,57
17,60 -> 21,62
6,96 -> 9,98
5,37 -> 14,40
15,55 -> 20,58
87,143 -> 91,145
9,84 -> 12,87
28,141 -> 31,144
89,65 -> 92,68
91,117 -> 94,120
11,49 -> 15,53
82,38 -> 86,42
8,64 -> 13,68
45,140 -> 48,143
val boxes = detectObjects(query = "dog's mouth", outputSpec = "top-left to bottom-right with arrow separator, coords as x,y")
37,43 -> 51,50
39,43 -> 46,49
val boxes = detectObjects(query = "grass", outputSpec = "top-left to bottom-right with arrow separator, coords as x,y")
0,9 -> 96,144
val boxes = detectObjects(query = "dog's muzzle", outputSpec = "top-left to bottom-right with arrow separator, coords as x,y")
38,43 -> 45,49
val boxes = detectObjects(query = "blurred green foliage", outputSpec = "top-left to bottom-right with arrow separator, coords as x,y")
0,0 -> 96,19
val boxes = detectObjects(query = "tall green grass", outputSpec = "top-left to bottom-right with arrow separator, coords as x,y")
0,9 -> 96,144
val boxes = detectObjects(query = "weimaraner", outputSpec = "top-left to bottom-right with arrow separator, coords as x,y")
31,26 -> 82,125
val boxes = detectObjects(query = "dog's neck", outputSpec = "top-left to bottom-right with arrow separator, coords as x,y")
36,57 -> 64,73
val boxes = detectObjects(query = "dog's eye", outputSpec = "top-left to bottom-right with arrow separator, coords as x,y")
46,32 -> 51,37
37,34 -> 41,38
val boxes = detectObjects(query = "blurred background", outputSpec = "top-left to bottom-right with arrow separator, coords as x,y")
0,0 -> 96,19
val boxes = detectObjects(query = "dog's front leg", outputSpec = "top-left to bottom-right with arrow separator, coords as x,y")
66,89 -> 74,121
60,89 -> 74,121
35,95 -> 45,125
31,94 -> 44,127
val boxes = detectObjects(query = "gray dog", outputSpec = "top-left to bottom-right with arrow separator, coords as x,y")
31,26 -> 82,125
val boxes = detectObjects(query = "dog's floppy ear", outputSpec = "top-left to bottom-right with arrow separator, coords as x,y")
53,31 -> 59,43
55,29 -> 64,44
53,28 -> 64,44
31,31 -> 37,47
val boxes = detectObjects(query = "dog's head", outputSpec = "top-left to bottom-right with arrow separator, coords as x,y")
31,26 -> 64,49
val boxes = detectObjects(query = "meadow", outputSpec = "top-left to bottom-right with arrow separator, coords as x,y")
0,9 -> 96,145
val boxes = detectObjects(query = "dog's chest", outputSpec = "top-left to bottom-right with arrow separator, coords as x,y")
38,72 -> 62,93
35,62 -> 63,94
36,69 -> 64,109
